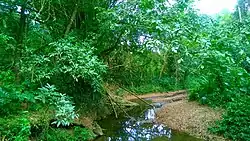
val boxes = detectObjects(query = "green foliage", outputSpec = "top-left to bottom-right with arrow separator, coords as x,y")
101,0 -> 200,91
0,114 -> 31,141
126,76 -> 181,94
0,71 -> 35,115
73,127 -> 96,141
128,84 -> 164,94
22,36 -> 106,86
0,34 -> 15,58
188,50 -> 250,107
1,0 -> 250,140
38,127 -> 95,141
40,128 -> 75,141
21,36 -> 107,103
210,96 -> 250,141
36,84 -> 78,127
185,14 -> 250,141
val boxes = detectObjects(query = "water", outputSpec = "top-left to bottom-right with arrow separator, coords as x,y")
95,101 -> 202,141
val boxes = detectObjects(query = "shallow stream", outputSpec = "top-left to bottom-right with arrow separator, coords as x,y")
95,101 -> 202,141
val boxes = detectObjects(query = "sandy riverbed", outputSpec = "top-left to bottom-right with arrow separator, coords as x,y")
156,100 -> 227,141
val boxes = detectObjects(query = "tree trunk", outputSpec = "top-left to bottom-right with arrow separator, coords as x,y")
64,4 -> 78,36
15,3 -> 27,82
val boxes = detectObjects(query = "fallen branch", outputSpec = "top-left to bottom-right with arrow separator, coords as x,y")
106,91 -> 133,119
108,95 -> 118,118
115,84 -> 155,108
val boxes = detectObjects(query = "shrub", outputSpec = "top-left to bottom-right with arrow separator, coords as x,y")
21,36 -> 107,104
35,84 -> 78,127
0,115 -> 31,141
0,71 -> 35,115
187,50 -> 250,107
210,96 -> 250,141
38,127 -> 95,141
74,127 -> 96,141
39,128 -> 75,141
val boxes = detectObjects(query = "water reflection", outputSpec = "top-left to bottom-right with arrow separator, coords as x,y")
97,107 -> 172,141
96,102 -> 202,141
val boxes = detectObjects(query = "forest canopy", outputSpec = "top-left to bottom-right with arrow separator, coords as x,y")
0,0 -> 250,140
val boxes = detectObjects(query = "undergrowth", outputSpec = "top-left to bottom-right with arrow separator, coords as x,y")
210,95 -> 250,141
36,127 -> 95,141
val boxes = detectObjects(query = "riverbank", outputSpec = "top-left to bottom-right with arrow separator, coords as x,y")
156,100 -> 226,141
125,91 -> 227,141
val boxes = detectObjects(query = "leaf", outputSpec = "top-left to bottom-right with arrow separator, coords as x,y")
238,72 -> 243,76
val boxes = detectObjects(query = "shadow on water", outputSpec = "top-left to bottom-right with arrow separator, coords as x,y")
95,101 -> 202,141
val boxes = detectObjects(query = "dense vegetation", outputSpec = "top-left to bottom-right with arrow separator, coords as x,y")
0,0 -> 249,140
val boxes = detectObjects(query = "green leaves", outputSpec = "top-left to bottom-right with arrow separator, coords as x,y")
21,36 -> 107,94
210,96 -> 250,141
140,0 -> 155,9
184,11 -> 250,141
0,114 -> 31,141
0,71 -> 35,115
73,127 -> 96,141
36,84 -> 78,127
52,93 -> 78,127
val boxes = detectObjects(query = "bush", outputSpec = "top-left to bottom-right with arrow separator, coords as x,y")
128,84 -> 163,94
74,127 -> 96,141
38,127 -> 95,141
125,76 -> 180,94
0,71 -> 35,115
39,128 -> 75,141
35,84 -> 78,127
187,50 -> 250,107
21,36 -> 107,104
0,115 -> 31,141
210,96 -> 250,141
